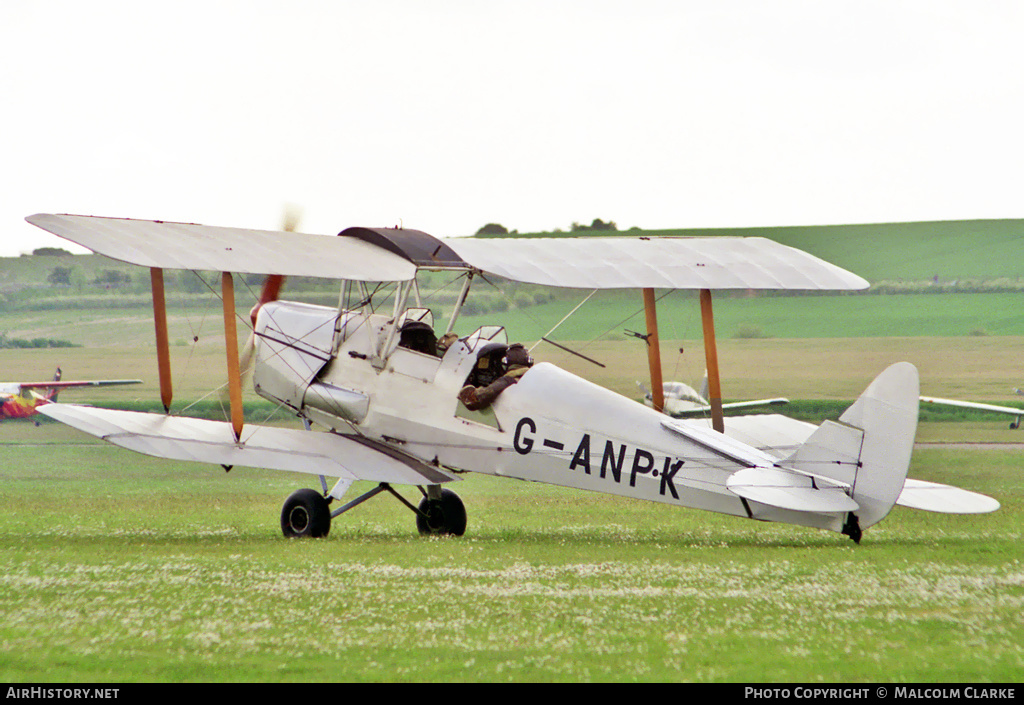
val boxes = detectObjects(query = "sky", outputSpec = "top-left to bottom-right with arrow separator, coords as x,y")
3,0 -> 1024,256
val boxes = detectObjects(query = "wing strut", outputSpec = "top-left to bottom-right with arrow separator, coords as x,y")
699,289 -> 725,433
642,288 -> 665,413
149,267 -> 173,413
221,272 -> 245,441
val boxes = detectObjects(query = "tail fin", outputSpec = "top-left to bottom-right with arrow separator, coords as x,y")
785,362 -> 919,540
48,367 -> 63,402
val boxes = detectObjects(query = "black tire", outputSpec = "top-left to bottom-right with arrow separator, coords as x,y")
281,488 -> 331,538
416,488 -> 467,537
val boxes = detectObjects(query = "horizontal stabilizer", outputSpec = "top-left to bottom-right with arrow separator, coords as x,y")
727,466 -> 859,513
38,404 -> 458,486
897,479 -> 1000,514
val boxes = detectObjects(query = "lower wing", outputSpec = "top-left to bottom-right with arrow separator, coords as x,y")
39,404 -> 458,486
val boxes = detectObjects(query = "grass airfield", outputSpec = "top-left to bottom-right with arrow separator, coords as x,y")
1,336 -> 1022,682
0,425 -> 1020,682
2,241 -> 1022,682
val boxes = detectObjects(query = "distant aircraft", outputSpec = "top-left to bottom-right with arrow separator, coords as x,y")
0,368 -> 142,422
920,391 -> 1023,430
640,374 -> 788,418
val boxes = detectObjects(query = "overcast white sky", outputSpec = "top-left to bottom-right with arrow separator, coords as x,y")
3,0 -> 1023,256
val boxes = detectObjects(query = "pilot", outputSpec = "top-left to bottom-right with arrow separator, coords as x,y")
436,332 -> 459,356
398,320 -> 438,356
458,343 -> 534,411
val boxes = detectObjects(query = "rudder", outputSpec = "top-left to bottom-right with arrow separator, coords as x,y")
785,362 -> 919,540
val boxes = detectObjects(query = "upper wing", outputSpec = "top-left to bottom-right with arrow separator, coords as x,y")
920,395 -> 1023,418
28,214 -> 866,290
38,404 -> 459,486
26,214 -> 417,281
444,237 -> 869,290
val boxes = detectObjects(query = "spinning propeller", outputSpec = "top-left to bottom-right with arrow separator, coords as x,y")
237,205 -> 302,382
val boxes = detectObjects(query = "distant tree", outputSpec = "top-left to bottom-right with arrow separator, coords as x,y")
47,266 -> 73,286
0,333 -> 76,349
179,270 -> 214,293
32,247 -> 73,257
94,269 -> 132,287
570,218 -> 618,232
475,223 -> 510,236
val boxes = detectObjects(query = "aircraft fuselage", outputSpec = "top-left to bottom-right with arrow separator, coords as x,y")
252,300 -> 840,532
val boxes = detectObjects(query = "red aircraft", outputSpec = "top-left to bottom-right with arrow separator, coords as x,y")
1,369 -> 141,422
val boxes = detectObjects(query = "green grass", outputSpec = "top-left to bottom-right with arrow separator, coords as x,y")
0,425 -> 1020,682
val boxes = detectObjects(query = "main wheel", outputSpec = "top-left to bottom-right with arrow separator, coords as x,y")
281,488 -> 331,538
416,488 -> 467,536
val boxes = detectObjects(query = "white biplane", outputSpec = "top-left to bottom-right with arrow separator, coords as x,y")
26,214 -> 1000,543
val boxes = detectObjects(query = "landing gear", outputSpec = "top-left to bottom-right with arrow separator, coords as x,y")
841,512 -> 862,544
416,487 -> 467,536
279,483 -> 466,538
281,488 -> 332,538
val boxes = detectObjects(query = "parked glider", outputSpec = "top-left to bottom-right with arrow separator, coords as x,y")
639,375 -> 788,418
920,392 -> 1023,430
0,367 -> 141,422
26,214 -> 1000,543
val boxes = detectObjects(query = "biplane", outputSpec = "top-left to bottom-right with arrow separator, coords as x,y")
0,367 -> 141,422
26,214 -> 1000,543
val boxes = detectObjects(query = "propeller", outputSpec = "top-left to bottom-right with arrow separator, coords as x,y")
238,205 -> 302,382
